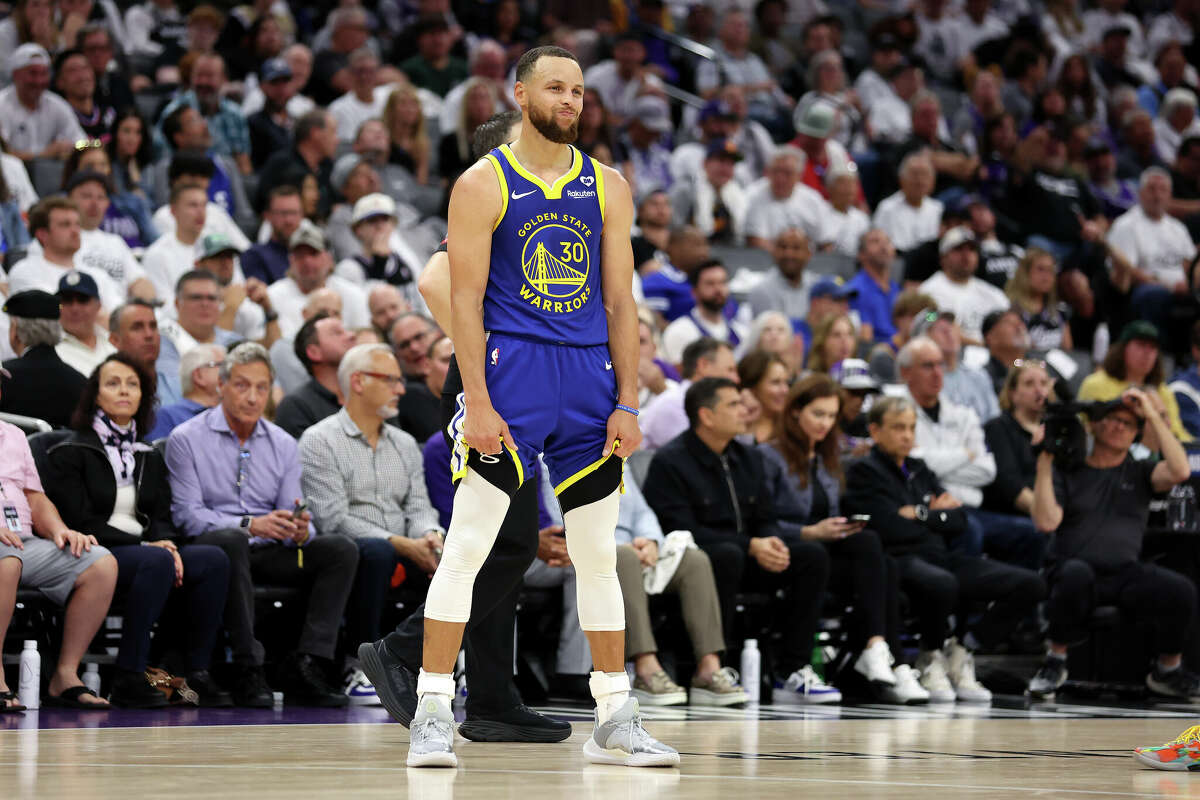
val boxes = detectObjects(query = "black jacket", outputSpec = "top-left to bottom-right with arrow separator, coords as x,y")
982,412 -> 1035,513
274,378 -> 340,439
641,430 -> 783,551
843,445 -> 967,564
0,345 -> 88,428
394,379 -> 441,444
38,429 -> 178,548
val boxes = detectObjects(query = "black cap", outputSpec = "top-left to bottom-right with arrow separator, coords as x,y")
1083,136 -> 1112,158
2,289 -> 60,319
57,270 -> 100,300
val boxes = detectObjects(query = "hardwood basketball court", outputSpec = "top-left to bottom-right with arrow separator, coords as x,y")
2,700 -> 1198,799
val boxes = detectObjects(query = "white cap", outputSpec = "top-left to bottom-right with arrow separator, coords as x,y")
8,43 -> 50,74
351,193 -> 397,227
938,225 -> 976,255
1163,87 -> 1198,114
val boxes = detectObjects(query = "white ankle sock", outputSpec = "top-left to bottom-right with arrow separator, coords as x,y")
589,670 -> 631,724
417,669 -> 455,701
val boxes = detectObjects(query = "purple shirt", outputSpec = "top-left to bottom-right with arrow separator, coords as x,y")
422,431 -> 554,530
165,405 -> 313,545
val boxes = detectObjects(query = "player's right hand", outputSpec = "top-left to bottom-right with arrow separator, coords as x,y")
466,405 -> 516,455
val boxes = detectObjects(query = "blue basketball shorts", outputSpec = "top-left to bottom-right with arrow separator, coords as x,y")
448,332 -> 621,495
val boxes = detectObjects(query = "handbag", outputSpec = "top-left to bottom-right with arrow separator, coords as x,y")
145,667 -> 199,705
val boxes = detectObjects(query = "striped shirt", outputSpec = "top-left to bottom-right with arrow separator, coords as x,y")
298,408 -> 443,541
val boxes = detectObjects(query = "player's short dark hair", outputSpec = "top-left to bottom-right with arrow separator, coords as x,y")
168,151 -> 215,183
472,110 -> 523,159
680,337 -> 729,380
162,104 -> 196,149
294,311 -> 332,375
516,45 -> 579,85
687,259 -> 727,287
685,377 -> 738,429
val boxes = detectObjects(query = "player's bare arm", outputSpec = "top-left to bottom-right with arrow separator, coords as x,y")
448,160 -> 515,455
598,163 -> 642,456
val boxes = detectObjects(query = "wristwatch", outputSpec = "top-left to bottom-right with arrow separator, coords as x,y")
240,515 -> 253,532
263,309 -> 279,324
914,504 -> 929,522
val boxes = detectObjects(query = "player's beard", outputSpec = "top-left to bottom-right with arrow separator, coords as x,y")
529,102 -> 579,144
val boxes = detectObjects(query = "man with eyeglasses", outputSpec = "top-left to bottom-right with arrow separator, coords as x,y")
166,342 -> 359,707
156,270 -> 241,409
275,312 -> 355,439
1029,388 -> 1198,704
299,343 -> 445,705
388,312 -> 439,381
149,343 -> 226,440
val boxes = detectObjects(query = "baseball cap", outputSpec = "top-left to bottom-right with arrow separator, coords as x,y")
352,193 -> 397,227
939,225 -> 976,255
1164,87 -> 1199,112
809,276 -> 858,300
831,358 -> 878,391
289,219 -> 327,252
699,99 -> 736,123
260,57 -> 293,83
3,289 -> 60,319
793,100 -> 835,139
1083,136 -> 1113,158
705,138 -> 743,162
1117,320 -> 1160,345
632,96 -> 671,133
197,233 -> 242,260
909,308 -> 955,338
56,271 -> 100,300
8,43 -> 50,74
330,153 -> 366,192
954,193 -> 988,215
1101,23 -> 1132,40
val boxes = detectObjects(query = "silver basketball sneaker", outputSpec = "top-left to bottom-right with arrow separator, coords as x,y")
582,697 -> 680,767
407,694 -> 458,767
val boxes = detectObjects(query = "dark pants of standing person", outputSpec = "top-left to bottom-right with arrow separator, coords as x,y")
188,531 -> 358,663
966,508 -> 1047,571
895,552 -> 1046,650
703,534 -> 831,675
110,544 -> 230,672
1046,559 -> 1196,652
824,530 -> 903,655
345,538 -> 436,649
383,478 -> 540,716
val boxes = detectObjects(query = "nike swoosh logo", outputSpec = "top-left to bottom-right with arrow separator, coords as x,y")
511,189 -> 538,200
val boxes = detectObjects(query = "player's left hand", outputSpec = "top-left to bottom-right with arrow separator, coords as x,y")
604,407 -> 642,457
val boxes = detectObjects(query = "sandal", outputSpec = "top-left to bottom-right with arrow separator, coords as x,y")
43,685 -> 111,710
0,690 -> 25,713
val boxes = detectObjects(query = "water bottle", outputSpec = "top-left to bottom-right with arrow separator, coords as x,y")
18,641 -> 39,710
740,639 -> 761,703
82,663 -> 102,697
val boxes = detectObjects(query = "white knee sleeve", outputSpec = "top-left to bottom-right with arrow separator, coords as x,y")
563,490 -> 625,631
424,469 -> 511,623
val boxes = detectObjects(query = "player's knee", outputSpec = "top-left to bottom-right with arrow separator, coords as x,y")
558,456 -> 623,515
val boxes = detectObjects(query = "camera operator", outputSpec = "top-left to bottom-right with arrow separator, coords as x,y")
1028,387 -> 1198,701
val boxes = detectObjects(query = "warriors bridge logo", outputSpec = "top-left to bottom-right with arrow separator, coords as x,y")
517,215 -> 593,313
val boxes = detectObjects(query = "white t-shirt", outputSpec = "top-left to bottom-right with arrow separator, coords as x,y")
1107,204 -> 1197,287
582,60 -> 662,120
6,254 -> 124,311
867,90 -> 913,145
56,329 -> 117,377
668,142 -> 758,189
821,205 -> 872,257
660,312 -> 747,365
25,228 -> 145,291
1,153 -> 37,212
142,234 -> 201,302
0,87 -> 85,155
267,274 -> 370,341
152,202 -> 251,252
741,178 -> 830,243
329,90 -> 386,142
918,271 -> 1011,342
872,192 -> 944,252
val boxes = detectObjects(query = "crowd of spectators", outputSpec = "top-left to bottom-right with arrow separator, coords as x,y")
2,0 -> 1200,710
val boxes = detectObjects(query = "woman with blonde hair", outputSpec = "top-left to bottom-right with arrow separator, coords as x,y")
383,83 -> 431,185
807,313 -> 858,375
1005,248 -> 1073,351
438,77 -> 500,183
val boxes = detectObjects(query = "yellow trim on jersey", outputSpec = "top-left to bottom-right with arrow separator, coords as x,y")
483,153 -> 508,231
553,452 -> 626,497
591,157 -> 606,223
498,144 -> 582,199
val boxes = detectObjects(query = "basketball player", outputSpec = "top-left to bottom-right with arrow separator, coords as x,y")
358,111 -> 573,745
407,46 -> 678,768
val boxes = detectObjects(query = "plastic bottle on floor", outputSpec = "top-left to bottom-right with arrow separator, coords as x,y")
82,663 -> 102,696
18,641 -> 39,710
740,639 -> 761,703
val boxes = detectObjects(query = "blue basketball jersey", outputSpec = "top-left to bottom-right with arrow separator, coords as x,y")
481,144 -> 608,346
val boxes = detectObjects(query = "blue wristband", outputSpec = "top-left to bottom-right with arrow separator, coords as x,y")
615,403 -> 639,417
